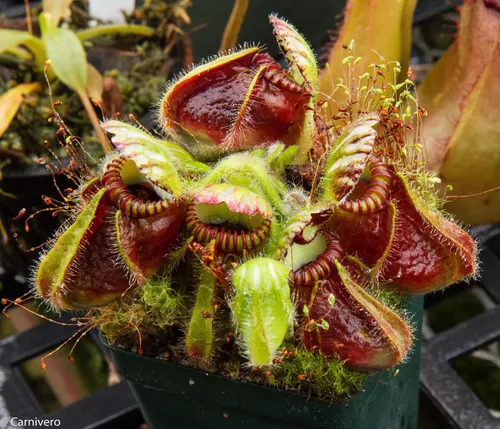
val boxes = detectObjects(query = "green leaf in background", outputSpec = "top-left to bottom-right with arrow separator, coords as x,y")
40,11 -> 111,153
85,63 -> 104,101
41,12 -> 87,93
0,29 -> 37,53
43,0 -> 74,25
0,29 -> 46,70
318,0 -> 418,111
6,45 -> 33,61
77,25 -> 155,42
0,82 -> 42,138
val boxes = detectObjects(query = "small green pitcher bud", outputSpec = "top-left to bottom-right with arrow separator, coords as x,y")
231,258 -> 294,366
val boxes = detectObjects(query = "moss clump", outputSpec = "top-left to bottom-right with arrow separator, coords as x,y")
370,287 -> 409,316
105,41 -> 168,119
0,81 -> 103,160
140,276 -> 187,324
222,344 -> 368,401
268,346 -> 368,400
97,275 -> 187,354
97,273 -> 369,401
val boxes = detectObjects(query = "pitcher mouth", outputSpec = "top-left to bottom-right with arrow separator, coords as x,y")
285,231 -> 344,285
186,184 -> 273,252
102,156 -> 178,218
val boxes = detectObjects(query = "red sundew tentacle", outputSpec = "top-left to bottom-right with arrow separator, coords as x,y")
340,156 -> 393,214
101,156 -> 174,218
185,203 -> 271,252
292,232 -> 345,286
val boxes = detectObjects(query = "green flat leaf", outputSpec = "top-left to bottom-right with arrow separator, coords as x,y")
77,24 -> 155,42
5,45 -> 32,61
262,144 -> 298,171
86,63 -> 103,100
0,29 -> 46,70
0,29 -> 36,53
41,12 -> 87,93
0,82 -> 42,138
274,145 -> 298,168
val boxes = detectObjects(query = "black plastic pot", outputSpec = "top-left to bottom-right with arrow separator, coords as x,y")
104,297 -> 423,429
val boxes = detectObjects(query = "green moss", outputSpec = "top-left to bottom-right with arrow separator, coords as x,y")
97,271 -> 374,402
97,270 -> 369,402
222,344 -> 368,401
267,345 -> 368,400
109,59 -> 166,117
370,287 -> 409,316
98,275 -> 187,351
1,81 -> 103,161
140,276 -> 187,324
398,168 -> 448,213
